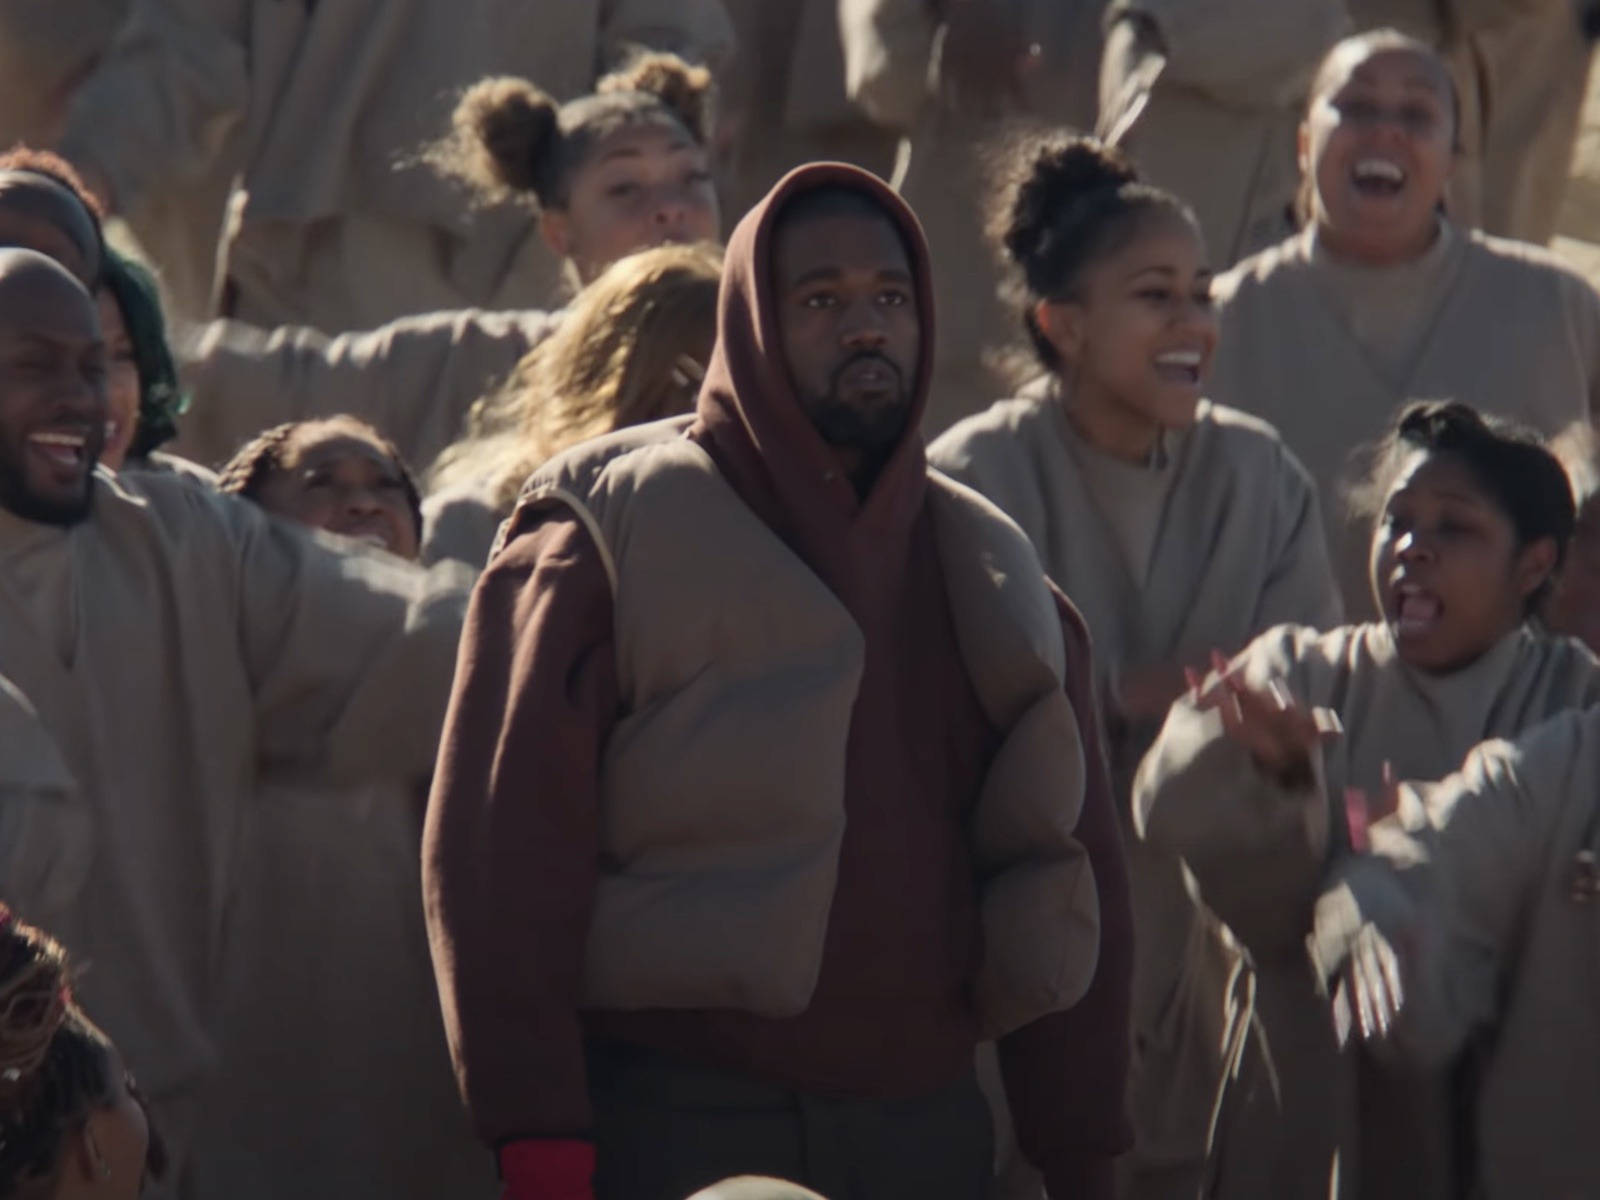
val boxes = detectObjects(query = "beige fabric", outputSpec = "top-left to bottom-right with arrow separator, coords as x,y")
193,779 -> 494,1200
173,307 -> 559,471
0,469 -> 469,1178
0,671 -> 88,942
58,0 -> 734,329
1319,704 -> 1600,1199
420,481 -> 507,570
1210,227 -> 1600,617
932,392 -> 1341,1197
512,425 -> 1098,1035
1134,621 -> 1600,1199
0,0 -> 126,148
841,0 -> 1110,436
1101,1 -> 1349,267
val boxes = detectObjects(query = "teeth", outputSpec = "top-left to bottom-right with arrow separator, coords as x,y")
29,432 -> 86,447
1354,159 -> 1405,184
1156,350 -> 1202,367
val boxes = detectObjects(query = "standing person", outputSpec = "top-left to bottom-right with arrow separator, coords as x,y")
1311,702 -> 1600,1200
1134,401 -> 1600,1199
424,163 -> 1135,1200
0,249 -> 470,1195
931,136 -> 1340,1199
1097,0 -> 1350,267
424,242 -> 721,568
172,53 -> 723,476
0,907 -> 162,1200
1209,29 -> 1600,617
1544,423 -> 1600,652
55,0 -> 734,329
198,416 -> 493,1200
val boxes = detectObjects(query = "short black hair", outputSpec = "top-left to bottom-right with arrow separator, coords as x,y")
1356,400 -> 1576,611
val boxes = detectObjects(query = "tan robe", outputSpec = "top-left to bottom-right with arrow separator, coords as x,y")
57,0 -> 735,329
0,470 -> 470,1191
1134,622 -> 1600,1199
841,0 -> 1109,435
720,0 -> 899,219
172,307 -> 560,472
1210,224 -> 1600,617
1316,704 -> 1600,1199
932,390 -> 1342,1199
1101,0 -> 1351,267
420,481 -> 507,570
193,777 -> 494,1200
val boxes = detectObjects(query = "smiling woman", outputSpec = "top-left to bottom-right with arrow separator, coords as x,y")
929,136 -> 1340,1200
1207,30 -> 1600,618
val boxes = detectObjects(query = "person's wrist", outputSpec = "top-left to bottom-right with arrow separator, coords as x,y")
498,1139 -> 595,1200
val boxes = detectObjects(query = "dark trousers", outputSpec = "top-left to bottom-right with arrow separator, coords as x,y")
587,1041 -> 995,1200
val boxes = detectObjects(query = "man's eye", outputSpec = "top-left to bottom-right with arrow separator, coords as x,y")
606,181 -> 642,200
879,290 -> 909,307
803,293 -> 837,310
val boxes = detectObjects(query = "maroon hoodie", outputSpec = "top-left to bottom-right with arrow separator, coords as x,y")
423,163 -> 1134,1196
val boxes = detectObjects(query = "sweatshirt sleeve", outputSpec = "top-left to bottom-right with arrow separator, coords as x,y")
57,0 -> 251,214
422,509 -> 619,1147
173,309 -> 550,471
998,585 -> 1134,1200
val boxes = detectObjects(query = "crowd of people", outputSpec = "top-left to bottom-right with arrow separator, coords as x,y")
0,3 -> 1597,1200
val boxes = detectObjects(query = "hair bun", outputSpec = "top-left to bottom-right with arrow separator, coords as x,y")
1003,136 -> 1139,268
449,76 -> 561,197
599,51 -> 715,143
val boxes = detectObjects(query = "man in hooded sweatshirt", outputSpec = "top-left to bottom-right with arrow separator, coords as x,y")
424,161 -> 1135,1200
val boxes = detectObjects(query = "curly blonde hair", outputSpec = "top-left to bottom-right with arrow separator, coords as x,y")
431,242 -> 722,510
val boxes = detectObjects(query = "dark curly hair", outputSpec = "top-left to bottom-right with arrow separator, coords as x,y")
433,51 -> 715,211
0,146 -> 106,283
1353,400 -> 1576,613
0,906 -> 163,1197
100,247 -> 188,460
216,417 -> 425,543
993,134 -> 1197,370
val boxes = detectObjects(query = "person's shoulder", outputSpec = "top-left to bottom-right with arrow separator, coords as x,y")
931,392 -> 1054,458
1464,230 -> 1600,296
523,415 -> 696,501
1195,401 -> 1312,478
1212,231 -> 1311,304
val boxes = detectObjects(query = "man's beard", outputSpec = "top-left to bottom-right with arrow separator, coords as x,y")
0,441 -> 95,527
806,353 -> 913,454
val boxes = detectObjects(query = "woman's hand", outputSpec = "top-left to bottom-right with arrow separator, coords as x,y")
1187,650 -> 1338,787
1332,921 -> 1405,1048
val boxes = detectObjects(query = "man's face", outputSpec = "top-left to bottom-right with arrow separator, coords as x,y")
773,203 -> 921,456
0,264 -> 107,525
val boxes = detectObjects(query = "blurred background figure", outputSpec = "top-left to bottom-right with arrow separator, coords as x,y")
1097,0 -> 1351,267
424,242 -> 721,568
52,0 -> 733,327
843,0 -> 1108,434
1544,421 -> 1600,652
685,1180 -> 830,1200
0,905 -> 162,1200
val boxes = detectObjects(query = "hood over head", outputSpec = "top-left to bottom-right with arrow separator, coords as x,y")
690,162 -> 936,612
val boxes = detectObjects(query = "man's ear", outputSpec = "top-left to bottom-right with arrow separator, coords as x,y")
540,210 -> 572,260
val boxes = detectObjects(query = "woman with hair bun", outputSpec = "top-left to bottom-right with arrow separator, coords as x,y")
1208,29 -> 1600,618
0,906 -> 161,1200
1135,400 -> 1600,1197
930,135 -> 1340,1199
173,52 -> 723,477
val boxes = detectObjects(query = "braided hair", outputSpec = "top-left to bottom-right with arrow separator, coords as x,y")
0,907 -> 114,1195
994,135 -> 1197,370
216,417 -> 425,543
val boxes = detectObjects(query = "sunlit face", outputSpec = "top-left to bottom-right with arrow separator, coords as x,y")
774,205 -> 921,458
95,290 -> 138,470
1037,211 -> 1215,441
252,426 -> 420,560
1370,449 -> 1553,673
0,263 -> 107,525
542,122 -> 720,285
1301,45 -> 1455,264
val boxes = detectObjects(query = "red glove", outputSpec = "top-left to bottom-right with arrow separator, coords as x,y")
499,1139 -> 596,1200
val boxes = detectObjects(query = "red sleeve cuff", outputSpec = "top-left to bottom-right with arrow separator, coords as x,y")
498,1139 -> 596,1200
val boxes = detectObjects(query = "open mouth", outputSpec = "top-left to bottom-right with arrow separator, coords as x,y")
27,429 -> 90,471
1392,580 -> 1441,637
1153,349 -> 1203,386
1352,157 -> 1406,198
835,354 -> 901,398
